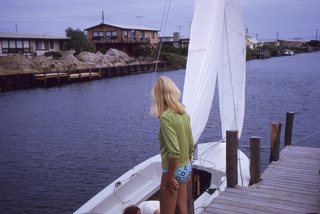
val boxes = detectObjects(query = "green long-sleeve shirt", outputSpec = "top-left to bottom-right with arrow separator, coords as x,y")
159,109 -> 194,170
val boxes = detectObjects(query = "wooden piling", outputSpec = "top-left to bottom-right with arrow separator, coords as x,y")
284,112 -> 294,146
66,68 -> 70,82
98,68 -> 102,79
44,69 -> 47,85
57,70 -> 60,84
269,122 -> 282,163
226,130 -> 238,188
202,146 -> 320,213
249,136 -> 261,185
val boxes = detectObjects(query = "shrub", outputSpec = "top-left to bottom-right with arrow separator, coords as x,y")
160,52 -> 186,69
44,51 -> 62,59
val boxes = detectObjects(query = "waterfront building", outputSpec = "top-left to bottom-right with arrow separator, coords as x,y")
257,39 -> 304,49
159,32 -> 190,49
84,23 -> 159,54
0,32 -> 70,57
278,39 -> 304,48
245,34 -> 258,50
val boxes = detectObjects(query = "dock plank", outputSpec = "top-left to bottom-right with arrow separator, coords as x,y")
201,146 -> 320,213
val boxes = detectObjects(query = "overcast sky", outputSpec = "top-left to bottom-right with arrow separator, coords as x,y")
0,0 -> 319,41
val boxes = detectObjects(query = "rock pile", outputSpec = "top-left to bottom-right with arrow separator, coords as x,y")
0,54 -> 37,75
0,49 -> 156,76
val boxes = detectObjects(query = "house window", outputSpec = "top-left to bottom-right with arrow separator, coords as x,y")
9,40 -> 15,48
23,40 -> 29,48
16,40 -> 24,53
23,40 -> 30,53
1,40 -> 9,53
93,31 -> 104,39
106,31 -> 118,40
50,40 -> 54,49
16,40 -> 23,48
2,40 -> 8,48
1,40 -> 31,54
123,31 -> 128,41
129,30 -> 136,39
36,40 -> 49,50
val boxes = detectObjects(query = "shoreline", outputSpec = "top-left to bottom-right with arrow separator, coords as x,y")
0,62 -> 168,92
1,51 -> 316,93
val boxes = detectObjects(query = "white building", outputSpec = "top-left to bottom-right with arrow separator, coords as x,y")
245,34 -> 258,50
0,32 -> 70,57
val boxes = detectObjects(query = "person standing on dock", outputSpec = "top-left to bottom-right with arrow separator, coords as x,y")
151,76 -> 194,214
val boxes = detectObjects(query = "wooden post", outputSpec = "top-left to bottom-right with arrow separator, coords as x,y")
44,69 -> 47,85
284,112 -> 294,146
99,68 -> 102,79
270,122 -> 282,163
89,68 -> 92,79
57,70 -> 60,84
226,130 -> 238,188
250,137 -> 261,185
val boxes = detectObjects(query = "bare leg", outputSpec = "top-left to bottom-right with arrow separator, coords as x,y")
160,173 -> 178,214
176,179 -> 189,214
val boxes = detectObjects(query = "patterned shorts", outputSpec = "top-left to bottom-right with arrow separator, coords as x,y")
163,162 -> 192,183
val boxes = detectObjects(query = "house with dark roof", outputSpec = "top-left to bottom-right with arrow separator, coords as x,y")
0,32 -> 70,57
84,23 -> 159,54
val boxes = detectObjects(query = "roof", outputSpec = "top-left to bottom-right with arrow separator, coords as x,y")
84,23 -> 159,32
0,32 -> 68,40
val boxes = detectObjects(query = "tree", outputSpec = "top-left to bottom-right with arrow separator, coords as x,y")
306,40 -> 320,47
65,27 -> 96,55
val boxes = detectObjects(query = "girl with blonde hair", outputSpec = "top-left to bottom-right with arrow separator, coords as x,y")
151,76 -> 194,214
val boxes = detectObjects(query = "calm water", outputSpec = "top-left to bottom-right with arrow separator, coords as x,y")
0,52 -> 319,213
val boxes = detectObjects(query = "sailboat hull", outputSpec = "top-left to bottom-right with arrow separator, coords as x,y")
74,142 -> 250,214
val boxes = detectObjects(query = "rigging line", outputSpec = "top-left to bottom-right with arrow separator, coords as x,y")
159,0 -> 168,37
131,0 -> 172,169
292,129 -> 320,145
155,0 -> 172,72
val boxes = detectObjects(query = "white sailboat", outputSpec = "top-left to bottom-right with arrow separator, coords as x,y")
74,0 -> 250,213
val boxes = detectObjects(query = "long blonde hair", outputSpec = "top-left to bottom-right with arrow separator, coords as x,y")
151,76 -> 185,118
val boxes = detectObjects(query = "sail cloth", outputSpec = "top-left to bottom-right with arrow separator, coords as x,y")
219,0 -> 246,139
182,0 -> 246,143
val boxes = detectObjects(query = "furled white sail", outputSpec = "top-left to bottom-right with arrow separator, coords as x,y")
182,0 -> 246,142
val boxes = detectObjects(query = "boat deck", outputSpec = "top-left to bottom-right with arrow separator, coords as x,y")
201,146 -> 320,214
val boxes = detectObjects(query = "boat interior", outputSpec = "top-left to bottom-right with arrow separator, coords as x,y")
146,167 -> 213,202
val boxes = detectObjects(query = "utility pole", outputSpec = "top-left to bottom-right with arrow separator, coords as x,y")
316,29 -> 318,40
256,33 -> 258,40
15,24 -> 18,33
101,11 -> 105,24
186,20 -> 191,38
276,31 -> 279,41
177,25 -> 184,34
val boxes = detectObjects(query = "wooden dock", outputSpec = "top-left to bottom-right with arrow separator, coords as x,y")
201,145 -> 320,213
0,62 -> 168,92
32,63 -> 164,85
